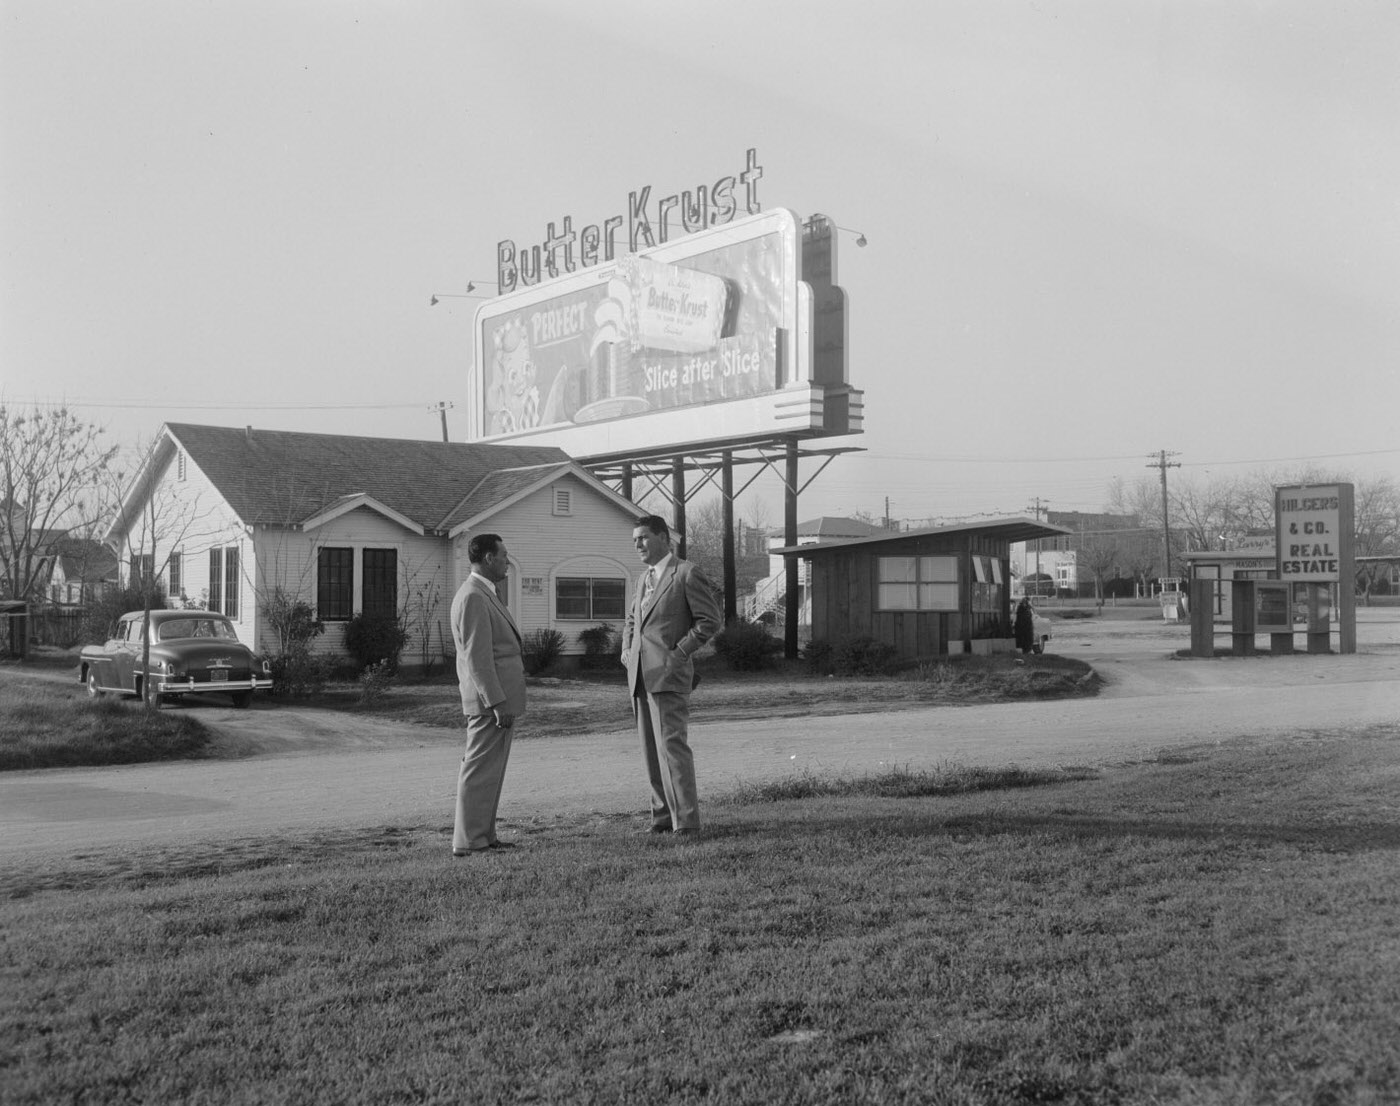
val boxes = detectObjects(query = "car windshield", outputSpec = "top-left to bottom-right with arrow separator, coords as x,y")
157,618 -> 239,642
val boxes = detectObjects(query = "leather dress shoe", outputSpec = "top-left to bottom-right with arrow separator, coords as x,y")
645,825 -> 673,835
453,841 -> 516,856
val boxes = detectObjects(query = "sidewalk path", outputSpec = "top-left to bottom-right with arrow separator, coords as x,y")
3,624 -> 1397,860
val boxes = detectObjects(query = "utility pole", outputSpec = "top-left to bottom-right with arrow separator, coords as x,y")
884,496 -> 891,530
430,401 -> 453,443
1146,450 -> 1181,582
1024,497 -> 1048,594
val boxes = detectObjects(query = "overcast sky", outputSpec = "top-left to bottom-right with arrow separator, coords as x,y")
3,0 -> 1397,524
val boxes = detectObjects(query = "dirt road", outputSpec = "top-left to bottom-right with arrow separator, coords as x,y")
3,616 -> 1397,861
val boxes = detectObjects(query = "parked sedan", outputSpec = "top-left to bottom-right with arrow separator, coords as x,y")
80,609 -> 273,709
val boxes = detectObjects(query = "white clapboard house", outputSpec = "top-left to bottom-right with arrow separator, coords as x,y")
104,423 -> 645,669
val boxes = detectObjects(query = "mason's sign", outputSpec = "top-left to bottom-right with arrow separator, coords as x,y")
496,149 -> 766,292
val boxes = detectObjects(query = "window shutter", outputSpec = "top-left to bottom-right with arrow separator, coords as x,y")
552,487 -> 572,515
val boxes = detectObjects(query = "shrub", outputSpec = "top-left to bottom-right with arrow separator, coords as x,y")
804,635 -> 899,676
81,582 -> 170,643
522,628 -> 566,675
342,611 -> 407,674
802,638 -> 834,675
269,647 -> 334,698
577,623 -> 619,670
262,588 -> 325,655
712,619 -> 781,671
834,635 -> 899,676
357,658 -> 396,705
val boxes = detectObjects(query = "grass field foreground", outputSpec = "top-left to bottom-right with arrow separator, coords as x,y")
3,728 -> 1398,1104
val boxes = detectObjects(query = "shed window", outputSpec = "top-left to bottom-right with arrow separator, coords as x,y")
556,577 -> 625,620
877,556 -> 958,611
972,556 -> 1003,612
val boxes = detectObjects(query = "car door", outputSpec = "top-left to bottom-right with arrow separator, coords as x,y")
88,619 -> 124,689
112,616 -> 143,690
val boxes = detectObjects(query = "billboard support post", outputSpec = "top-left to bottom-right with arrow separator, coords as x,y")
672,458 -> 687,560
784,439 -> 800,660
721,453 -> 736,624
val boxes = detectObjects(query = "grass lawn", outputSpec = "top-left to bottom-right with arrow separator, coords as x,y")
3,727 -> 1397,1104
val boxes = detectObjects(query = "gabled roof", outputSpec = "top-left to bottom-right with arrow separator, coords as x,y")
162,424 -> 575,533
441,461 -> 642,536
55,539 -> 120,581
775,517 -> 1072,555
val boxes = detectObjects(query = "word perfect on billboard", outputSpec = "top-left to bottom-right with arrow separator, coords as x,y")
1275,483 -> 1354,580
468,207 -> 861,461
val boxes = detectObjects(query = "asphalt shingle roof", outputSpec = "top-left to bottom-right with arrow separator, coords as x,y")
166,424 -> 572,532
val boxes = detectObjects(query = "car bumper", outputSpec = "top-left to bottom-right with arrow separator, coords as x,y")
151,676 -> 274,694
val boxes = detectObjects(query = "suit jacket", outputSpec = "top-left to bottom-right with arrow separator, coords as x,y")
451,572 -> 526,717
621,557 -> 722,695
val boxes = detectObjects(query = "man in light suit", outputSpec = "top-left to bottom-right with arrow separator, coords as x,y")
450,533 -> 525,856
621,514 -> 722,835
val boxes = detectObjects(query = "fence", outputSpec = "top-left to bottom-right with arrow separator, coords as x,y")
0,604 -> 88,655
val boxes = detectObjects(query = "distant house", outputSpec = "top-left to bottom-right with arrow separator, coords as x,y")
48,539 -> 120,606
104,423 -> 646,669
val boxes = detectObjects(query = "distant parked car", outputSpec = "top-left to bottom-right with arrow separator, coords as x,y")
79,609 -> 273,709
1031,606 -> 1052,654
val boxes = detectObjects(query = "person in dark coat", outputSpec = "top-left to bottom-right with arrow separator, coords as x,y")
1013,597 -> 1036,655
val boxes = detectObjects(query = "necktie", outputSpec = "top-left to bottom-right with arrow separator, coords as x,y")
641,568 -> 656,602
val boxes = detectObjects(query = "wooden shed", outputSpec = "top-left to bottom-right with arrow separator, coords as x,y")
776,517 -> 1070,659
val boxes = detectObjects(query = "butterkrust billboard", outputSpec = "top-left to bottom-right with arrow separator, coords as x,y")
468,208 -> 860,460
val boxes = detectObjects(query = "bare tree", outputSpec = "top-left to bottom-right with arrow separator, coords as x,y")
104,435 -> 218,708
0,406 -> 117,609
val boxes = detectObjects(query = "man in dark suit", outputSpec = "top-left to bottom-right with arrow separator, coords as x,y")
450,533 -> 526,856
620,514 -> 722,835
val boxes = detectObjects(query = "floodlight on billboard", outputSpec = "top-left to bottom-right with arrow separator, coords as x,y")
468,208 -> 860,461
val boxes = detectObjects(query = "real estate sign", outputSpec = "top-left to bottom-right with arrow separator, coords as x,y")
1275,484 -> 1351,581
1274,482 -> 1356,653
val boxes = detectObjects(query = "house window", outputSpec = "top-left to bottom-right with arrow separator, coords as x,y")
362,549 -> 398,620
208,549 -> 222,613
317,547 -> 354,621
877,556 -> 959,611
205,547 -> 239,617
556,577 -> 626,620
223,546 -> 240,620
168,551 -> 182,599
552,487 -> 573,515
129,553 -> 154,585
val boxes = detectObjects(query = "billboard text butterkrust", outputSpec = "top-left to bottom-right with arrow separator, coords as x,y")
469,207 -> 861,460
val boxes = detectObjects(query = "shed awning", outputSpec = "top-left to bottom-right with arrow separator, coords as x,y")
773,516 -> 1071,556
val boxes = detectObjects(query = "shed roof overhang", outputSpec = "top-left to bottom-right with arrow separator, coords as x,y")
774,517 -> 1072,557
